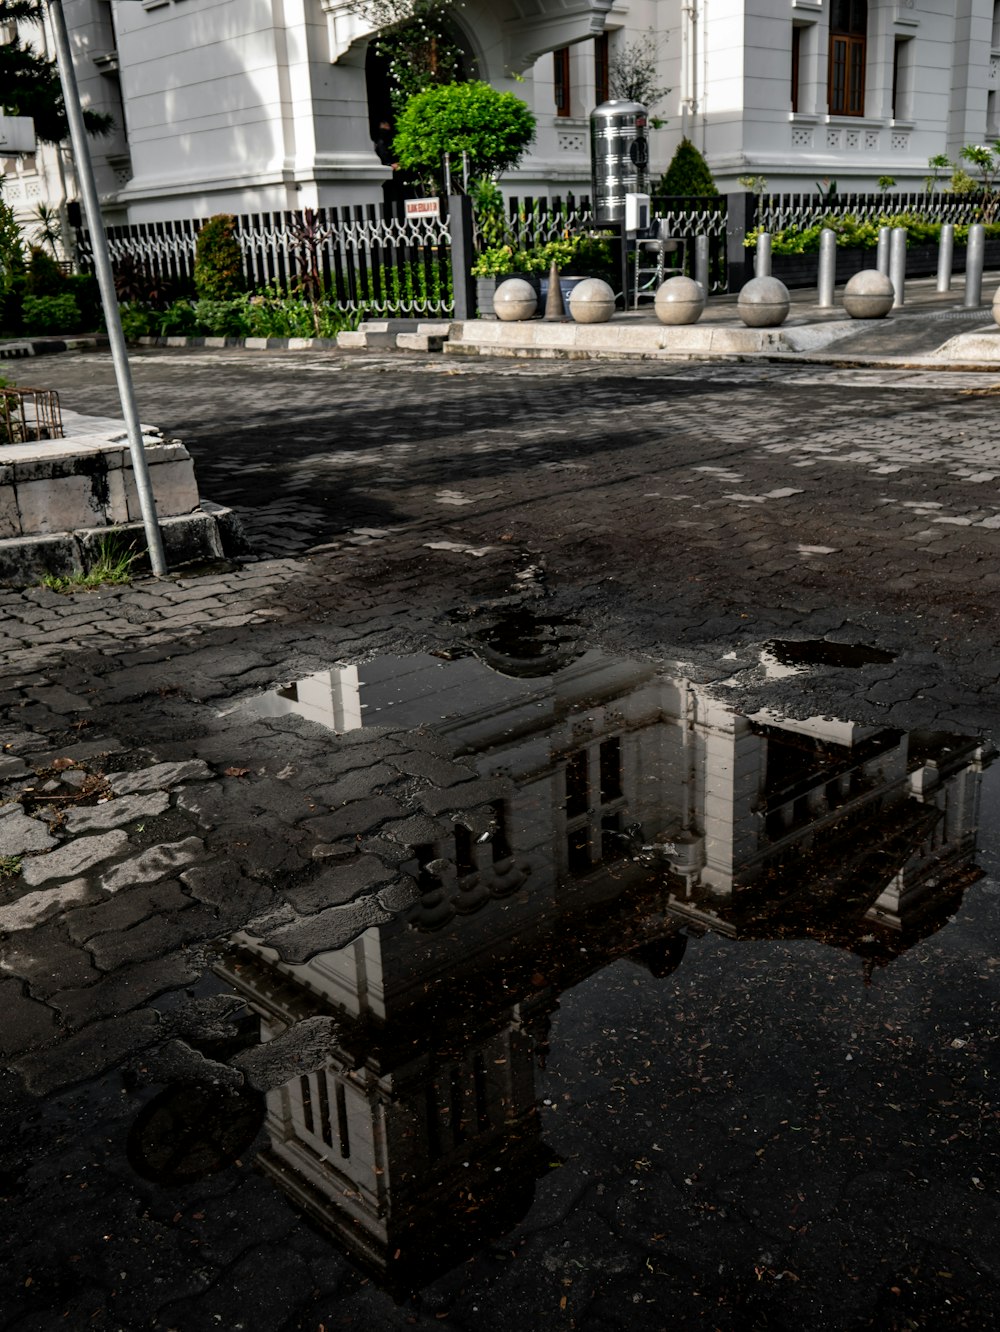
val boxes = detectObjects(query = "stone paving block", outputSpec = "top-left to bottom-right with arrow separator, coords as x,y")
261,894 -> 394,964
0,805 -> 58,854
416,777 -> 510,817
64,877 -> 191,943
0,977 -> 58,1057
380,812 -> 450,848
297,795 -> 407,843
1,924 -> 102,997
99,836 -> 205,892
180,859 -> 275,916
52,951 -> 202,1029
0,876 -> 94,932
21,829 -> 129,886
13,1008 -> 161,1095
105,759 -> 213,794
232,1015 -> 340,1091
386,750 -> 477,787
283,854 -> 398,915
313,763 -> 399,807
87,906 -> 212,971
61,789 -> 170,834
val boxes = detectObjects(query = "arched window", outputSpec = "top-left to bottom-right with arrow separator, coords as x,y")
829,0 -> 867,116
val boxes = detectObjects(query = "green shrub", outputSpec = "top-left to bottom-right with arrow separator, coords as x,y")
119,302 -> 155,341
655,138 -> 718,197
157,300 -> 198,336
66,274 -> 102,330
21,292 -> 80,334
26,246 -> 65,296
193,297 -> 250,337
745,213 -> 1000,254
194,214 -> 244,300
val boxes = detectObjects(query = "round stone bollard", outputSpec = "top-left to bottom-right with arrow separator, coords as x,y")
493,278 -> 537,322
737,276 -> 790,328
568,277 -> 615,324
992,285 -> 1000,327
842,269 -> 894,320
654,275 -> 705,326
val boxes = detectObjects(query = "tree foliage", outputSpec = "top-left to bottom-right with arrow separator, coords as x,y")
194,215 -> 244,301
608,32 -> 670,112
365,0 -> 472,113
655,137 -> 718,197
0,0 -> 113,143
393,81 -> 535,185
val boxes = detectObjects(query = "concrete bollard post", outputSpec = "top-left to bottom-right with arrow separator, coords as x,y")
817,228 -> 836,308
937,223 -> 954,293
889,227 -> 907,308
964,223 -> 985,308
876,226 -> 892,276
695,234 -> 710,297
755,232 -> 772,278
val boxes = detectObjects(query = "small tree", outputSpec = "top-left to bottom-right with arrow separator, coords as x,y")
393,81 -> 536,187
608,32 -> 671,118
959,142 -> 1000,220
0,0 -> 113,143
655,138 -> 717,197
194,214 -> 243,300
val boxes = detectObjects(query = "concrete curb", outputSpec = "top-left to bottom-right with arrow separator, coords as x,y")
0,335 -> 108,362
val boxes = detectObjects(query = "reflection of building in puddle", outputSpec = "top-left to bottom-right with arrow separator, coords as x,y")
225,650 -> 993,1291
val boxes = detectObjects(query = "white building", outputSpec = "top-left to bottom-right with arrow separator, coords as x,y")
3,0 -> 998,232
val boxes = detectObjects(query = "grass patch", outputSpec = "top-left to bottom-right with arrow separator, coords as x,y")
42,534 -> 138,593
0,854 -> 23,880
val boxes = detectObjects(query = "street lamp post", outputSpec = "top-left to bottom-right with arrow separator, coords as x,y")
45,0 -> 167,577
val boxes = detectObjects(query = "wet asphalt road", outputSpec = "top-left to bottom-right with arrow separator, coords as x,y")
2,346 -> 1000,1332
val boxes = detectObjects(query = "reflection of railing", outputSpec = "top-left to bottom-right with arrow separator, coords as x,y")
78,203 -> 454,317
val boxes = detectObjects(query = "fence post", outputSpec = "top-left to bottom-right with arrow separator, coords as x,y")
937,222 -> 954,293
817,228 -> 836,308
755,232 -> 771,277
695,234 -> 710,296
890,226 -> 907,308
448,193 -> 477,320
726,191 -> 754,293
964,223 -> 985,308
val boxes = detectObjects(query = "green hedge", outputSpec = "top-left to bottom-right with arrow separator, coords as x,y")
746,213 -> 1000,254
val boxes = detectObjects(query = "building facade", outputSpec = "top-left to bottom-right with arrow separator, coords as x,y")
2,0 -> 998,233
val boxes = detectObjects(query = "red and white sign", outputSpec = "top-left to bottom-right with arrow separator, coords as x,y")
405,197 -> 441,219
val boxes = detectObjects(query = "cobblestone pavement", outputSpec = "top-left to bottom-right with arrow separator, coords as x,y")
2,348 -> 1000,1332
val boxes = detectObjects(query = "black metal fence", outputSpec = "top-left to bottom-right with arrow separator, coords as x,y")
78,202 -> 454,317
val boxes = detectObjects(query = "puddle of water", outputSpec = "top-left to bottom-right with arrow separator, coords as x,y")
7,642 -> 1000,1328
765,638 -> 896,669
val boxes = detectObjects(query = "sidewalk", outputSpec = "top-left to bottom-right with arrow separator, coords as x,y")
443,272 -> 1000,368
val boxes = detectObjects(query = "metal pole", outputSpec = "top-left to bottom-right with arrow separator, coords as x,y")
755,232 -> 771,278
817,227 -> 836,308
442,152 -> 451,197
964,222 -> 985,308
889,226 -> 907,308
694,234 -> 709,297
876,225 -> 891,276
937,222 -> 954,293
46,0 -> 167,577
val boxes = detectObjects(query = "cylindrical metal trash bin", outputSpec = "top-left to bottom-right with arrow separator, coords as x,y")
590,99 -> 649,225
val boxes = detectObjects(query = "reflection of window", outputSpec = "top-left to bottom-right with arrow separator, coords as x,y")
563,736 -> 628,876
791,26 -> 802,112
554,47 -> 571,117
892,37 -> 911,119
594,33 -> 609,105
828,0 -> 867,117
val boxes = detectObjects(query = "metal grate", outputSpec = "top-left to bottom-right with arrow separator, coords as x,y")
0,387 -> 63,444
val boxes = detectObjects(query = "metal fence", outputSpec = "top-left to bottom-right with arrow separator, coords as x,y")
650,195 -> 730,293
78,203 -> 454,317
756,191 -> 983,233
